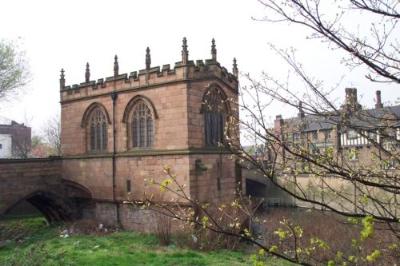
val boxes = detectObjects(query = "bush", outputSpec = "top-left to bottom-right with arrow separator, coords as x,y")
257,208 -> 399,265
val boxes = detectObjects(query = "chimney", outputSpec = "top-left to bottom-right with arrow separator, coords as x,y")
375,90 -> 383,109
298,101 -> 305,119
343,88 -> 361,112
345,88 -> 353,106
274,115 -> 284,139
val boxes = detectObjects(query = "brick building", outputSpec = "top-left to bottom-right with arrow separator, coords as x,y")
273,88 -> 400,169
263,88 -> 400,211
0,117 -> 31,158
60,38 -> 241,229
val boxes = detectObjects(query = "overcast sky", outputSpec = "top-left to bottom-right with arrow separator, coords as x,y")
1,0 -> 399,134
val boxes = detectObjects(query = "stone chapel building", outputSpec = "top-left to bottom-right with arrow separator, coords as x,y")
59,38 -> 241,229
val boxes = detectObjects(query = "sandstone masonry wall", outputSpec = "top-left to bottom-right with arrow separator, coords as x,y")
59,48 -> 240,229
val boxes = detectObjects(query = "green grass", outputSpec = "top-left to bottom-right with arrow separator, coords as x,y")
0,217 -> 291,266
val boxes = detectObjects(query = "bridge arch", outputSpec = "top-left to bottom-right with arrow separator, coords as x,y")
1,175 -> 93,223
0,158 -> 95,223
5,190 -> 77,222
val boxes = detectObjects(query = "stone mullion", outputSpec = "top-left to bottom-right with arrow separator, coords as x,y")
144,113 -> 148,148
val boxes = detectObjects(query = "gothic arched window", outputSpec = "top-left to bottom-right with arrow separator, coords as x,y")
89,108 -> 108,152
131,100 -> 154,148
203,87 -> 227,147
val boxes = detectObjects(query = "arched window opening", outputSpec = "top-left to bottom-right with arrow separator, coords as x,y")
132,100 -> 154,148
89,108 -> 108,152
203,87 -> 227,147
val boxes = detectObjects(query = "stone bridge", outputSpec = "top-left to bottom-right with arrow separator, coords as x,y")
0,158 -> 92,222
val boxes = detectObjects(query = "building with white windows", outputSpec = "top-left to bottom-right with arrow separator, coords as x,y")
273,88 -> 400,168
0,117 -> 31,158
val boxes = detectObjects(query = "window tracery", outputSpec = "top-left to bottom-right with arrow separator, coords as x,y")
89,108 -> 108,152
203,87 -> 227,147
131,100 -> 154,148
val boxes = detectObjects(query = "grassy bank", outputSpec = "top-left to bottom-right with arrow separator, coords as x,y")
0,217 -> 290,266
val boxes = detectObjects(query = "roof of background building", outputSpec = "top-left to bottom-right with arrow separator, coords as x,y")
0,116 -> 28,127
284,104 -> 400,132
350,105 -> 400,129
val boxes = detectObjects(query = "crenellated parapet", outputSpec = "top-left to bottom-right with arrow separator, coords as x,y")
60,38 -> 239,103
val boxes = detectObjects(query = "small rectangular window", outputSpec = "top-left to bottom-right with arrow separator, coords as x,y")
293,133 -> 300,142
347,130 -> 358,140
382,159 -> 396,170
127,180 -> 131,193
368,131 -> 376,141
216,160 -> 221,191
0,144 -> 2,149
348,148 -> 358,161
